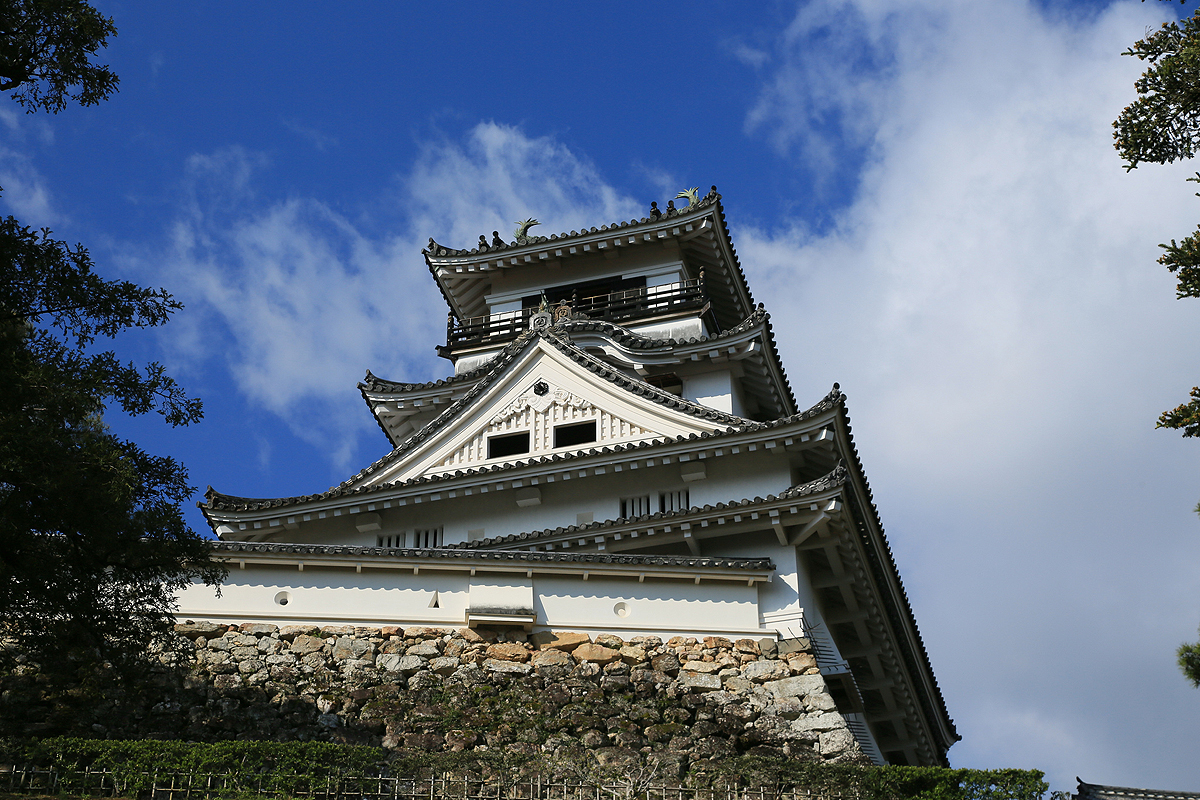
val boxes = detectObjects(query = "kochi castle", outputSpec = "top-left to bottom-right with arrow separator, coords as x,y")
183,187 -> 958,765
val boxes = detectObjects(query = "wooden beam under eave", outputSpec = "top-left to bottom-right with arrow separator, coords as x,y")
790,512 -> 829,546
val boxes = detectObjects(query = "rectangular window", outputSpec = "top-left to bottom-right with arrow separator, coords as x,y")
376,533 -> 405,548
659,489 -> 689,513
554,420 -> 597,448
620,494 -> 652,518
487,431 -> 530,458
412,528 -> 443,548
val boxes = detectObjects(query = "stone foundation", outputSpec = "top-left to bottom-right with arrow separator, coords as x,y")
2,622 -> 865,767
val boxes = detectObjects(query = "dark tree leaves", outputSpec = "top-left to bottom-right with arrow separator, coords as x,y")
0,0 -> 118,113
1115,5 -> 1200,437
0,215 -> 224,681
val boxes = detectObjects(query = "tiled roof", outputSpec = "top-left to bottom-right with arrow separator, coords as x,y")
358,307 -> 797,446
424,187 -> 759,331
201,383 -> 844,514
1077,782 -> 1200,800
209,540 -> 772,571
423,187 -> 724,259
452,464 -> 849,550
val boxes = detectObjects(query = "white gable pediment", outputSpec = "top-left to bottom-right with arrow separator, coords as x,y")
359,338 -> 724,487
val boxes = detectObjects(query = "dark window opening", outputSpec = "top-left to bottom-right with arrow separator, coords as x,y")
554,421 -> 597,448
488,431 -> 530,459
522,275 -> 647,309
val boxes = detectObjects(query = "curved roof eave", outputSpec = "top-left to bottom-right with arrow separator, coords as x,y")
423,188 -> 758,327
829,393 -> 961,758
456,463 -> 850,551
209,540 -> 773,573
199,383 -> 844,520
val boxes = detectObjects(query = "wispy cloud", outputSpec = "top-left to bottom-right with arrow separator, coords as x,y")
738,0 -> 1200,787
139,123 -> 640,470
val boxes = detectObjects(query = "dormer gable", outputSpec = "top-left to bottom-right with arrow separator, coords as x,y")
355,332 -> 741,488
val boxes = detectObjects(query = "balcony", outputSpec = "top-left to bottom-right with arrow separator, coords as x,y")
445,279 -> 709,350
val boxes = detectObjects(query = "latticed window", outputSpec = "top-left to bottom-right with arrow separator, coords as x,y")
659,489 -> 689,513
620,494 -> 652,518
377,533 -> 404,548
412,528 -> 443,548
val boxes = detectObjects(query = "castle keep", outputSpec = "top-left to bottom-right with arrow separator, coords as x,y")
184,188 -> 958,766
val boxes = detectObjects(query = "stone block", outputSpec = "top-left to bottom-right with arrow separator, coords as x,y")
377,654 -> 425,674
332,637 -> 373,661
483,658 -> 532,675
531,648 -> 573,668
764,674 -> 826,698
529,631 -> 590,651
212,674 -> 242,690
290,635 -> 325,655
486,642 -> 530,662
573,643 -> 620,664
404,626 -> 449,639
619,645 -> 646,664
406,643 -> 441,657
175,621 -> 224,639
758,638 -> 778,658
321,625 -> 356,637
594,633 -> 625,649
651,653 -> 681,674
742,659 -> 790,683
667,636 -> 697,648
681,660 -> 721,674
776,637 -> 811,655
459,627 -> 497,643
278,624 -> 319,641
819,728 -> 857,756
239,623 -> 278,636
380,625 -> 403,637
786,653 -> 818,672
429,656 -> 460,676
734,638 -> 761,655
723,675 -> 753,694
679,671 -> 722,692
805,692 -> 836,712
629,635 -> 662,648
703,636 -> 734,650
790,711 -> 846,733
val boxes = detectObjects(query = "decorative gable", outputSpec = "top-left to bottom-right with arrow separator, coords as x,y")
356,337 -> 727,488
438,385 -> 653,470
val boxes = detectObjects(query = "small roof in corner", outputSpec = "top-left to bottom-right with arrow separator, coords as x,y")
1077,781 -> 1200,800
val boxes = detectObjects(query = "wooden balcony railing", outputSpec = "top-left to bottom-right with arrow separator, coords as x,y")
446,278 -> 708,349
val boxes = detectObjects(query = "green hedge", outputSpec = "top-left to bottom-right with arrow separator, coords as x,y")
0,737 -> 1048,800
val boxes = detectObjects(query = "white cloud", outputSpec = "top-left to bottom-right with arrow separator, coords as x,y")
146,124 -> 640,470
0,109 -> 58,225
738,0 -> 1200,787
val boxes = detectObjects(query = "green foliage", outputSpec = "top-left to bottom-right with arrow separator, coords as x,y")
1178,629 -> 1200,686
0,217 -> 223,681
1157,385 -> 1200,436
1,4 -> 221,683
1114,4 -> 1200,441
0,0 -> 119,113
0,738 -> 1050,800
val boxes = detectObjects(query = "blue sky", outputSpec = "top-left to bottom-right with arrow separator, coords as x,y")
4,0 -> 1200,790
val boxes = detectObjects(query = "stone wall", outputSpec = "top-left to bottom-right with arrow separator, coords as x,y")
3,622 -> 866,769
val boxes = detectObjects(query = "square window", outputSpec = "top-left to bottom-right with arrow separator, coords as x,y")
554,421 -> 597,448
487,431 -> 530,458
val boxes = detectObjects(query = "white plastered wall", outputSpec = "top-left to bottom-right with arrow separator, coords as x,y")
177,563 -> 768,639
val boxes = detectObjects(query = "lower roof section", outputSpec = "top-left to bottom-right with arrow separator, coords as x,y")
207,540 -> 774,582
